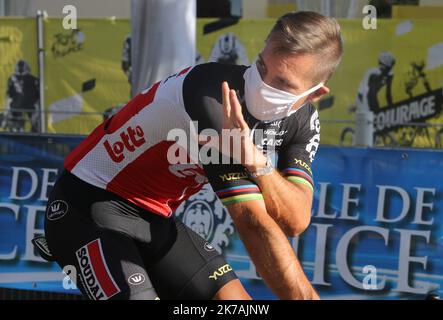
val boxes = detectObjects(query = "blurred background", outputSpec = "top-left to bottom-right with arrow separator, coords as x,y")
0,0 -> 442,300
1,0 -> 443,148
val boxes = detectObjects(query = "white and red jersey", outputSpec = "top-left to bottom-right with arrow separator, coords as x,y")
65,67 -> 207,217
65,63 -> 320,218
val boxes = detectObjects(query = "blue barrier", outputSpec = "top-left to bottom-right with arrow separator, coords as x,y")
0,133 -> 441,299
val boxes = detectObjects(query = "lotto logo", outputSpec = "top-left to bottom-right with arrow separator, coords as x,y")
103,125 -> 146,163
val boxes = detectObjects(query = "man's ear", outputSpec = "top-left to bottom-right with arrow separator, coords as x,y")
308,86 -> 330,103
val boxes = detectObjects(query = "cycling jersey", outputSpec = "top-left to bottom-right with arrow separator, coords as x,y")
64,62 -> 320,218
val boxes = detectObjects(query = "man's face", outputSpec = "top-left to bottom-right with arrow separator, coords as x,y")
15,60 -> 30,76
256,39 -> 329,110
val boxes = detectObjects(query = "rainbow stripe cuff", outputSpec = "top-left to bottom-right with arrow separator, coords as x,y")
216,184 -> 264,206
283,168 -> 314,191
287,176 -> 314,192
220,194 -> 264,206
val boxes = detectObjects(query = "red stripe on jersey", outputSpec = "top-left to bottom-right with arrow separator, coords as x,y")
64,82 -> 161,171
87,239 -> 120,299
105,81 -> 161,134
178,66 -> 192,76
106,141 -> 206,217
216,187 -> 260,198
65,122 -> 105,171
284,169 -> 313,185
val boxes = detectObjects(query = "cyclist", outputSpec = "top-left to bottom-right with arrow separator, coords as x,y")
44,11 -> 343,300
356,51 -> 396,113
209,32 -> 249,65
4,60 -> 40,132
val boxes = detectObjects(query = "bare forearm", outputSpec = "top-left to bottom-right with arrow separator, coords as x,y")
232,206 -> 319,300
253,171 -> 312,235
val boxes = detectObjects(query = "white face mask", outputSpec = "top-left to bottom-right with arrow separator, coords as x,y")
243,60 -> 323,121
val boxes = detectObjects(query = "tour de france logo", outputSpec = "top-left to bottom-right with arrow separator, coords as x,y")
175,184 -> 235,252
51,29 -> 85,58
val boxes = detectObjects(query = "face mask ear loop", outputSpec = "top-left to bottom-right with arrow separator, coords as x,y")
298,83 -> 324,99
286,83 -> 324,117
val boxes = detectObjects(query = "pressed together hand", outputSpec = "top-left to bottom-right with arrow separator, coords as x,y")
199,81 -> 268,173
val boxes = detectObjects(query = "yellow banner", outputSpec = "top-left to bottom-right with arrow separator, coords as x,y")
197,18 -> 443,148
0,18 -> 38,132
44,18 -> 130,134
2,17 -> 443,148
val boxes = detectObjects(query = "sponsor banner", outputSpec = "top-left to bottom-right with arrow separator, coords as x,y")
177,147 -> 443,299
196,18 -> 443,148
0,18 -> 131,135
303,147 -> 443,299
374,88 -> 443,134
0,18 -> 38,104
1,133 -> 442,299
2,17 -> 443,147
0,18 -> 39,133
44,18 -> 131,134
0,134 -> 80,293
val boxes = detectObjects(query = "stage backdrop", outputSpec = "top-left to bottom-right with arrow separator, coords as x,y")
0,18 -> 39,132
196,18 -> 443,148
43,18 -> 131,134
0,133 -> 441,299
1,18 -> 443,147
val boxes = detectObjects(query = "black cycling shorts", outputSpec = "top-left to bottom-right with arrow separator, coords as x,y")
44,171 -> 237,300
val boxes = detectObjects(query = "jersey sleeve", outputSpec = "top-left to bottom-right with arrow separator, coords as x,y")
277,107 -> 320,192
202,160 -> 264,207
154,65 -> 193,107
181,63 -> 263,207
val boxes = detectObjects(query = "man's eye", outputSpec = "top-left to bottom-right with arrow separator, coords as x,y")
257,58 -> 266,68
278,79 -> 290,89
256,61 -> 266,78
257,61 -> 263,70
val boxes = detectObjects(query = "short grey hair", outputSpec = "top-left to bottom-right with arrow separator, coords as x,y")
267,11 -> 344,83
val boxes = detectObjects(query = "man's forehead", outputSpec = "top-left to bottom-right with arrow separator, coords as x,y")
259,48 -> 316,90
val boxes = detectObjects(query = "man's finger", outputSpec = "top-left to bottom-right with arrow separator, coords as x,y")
230,89 -> 248,130
222,82 -> 231,121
